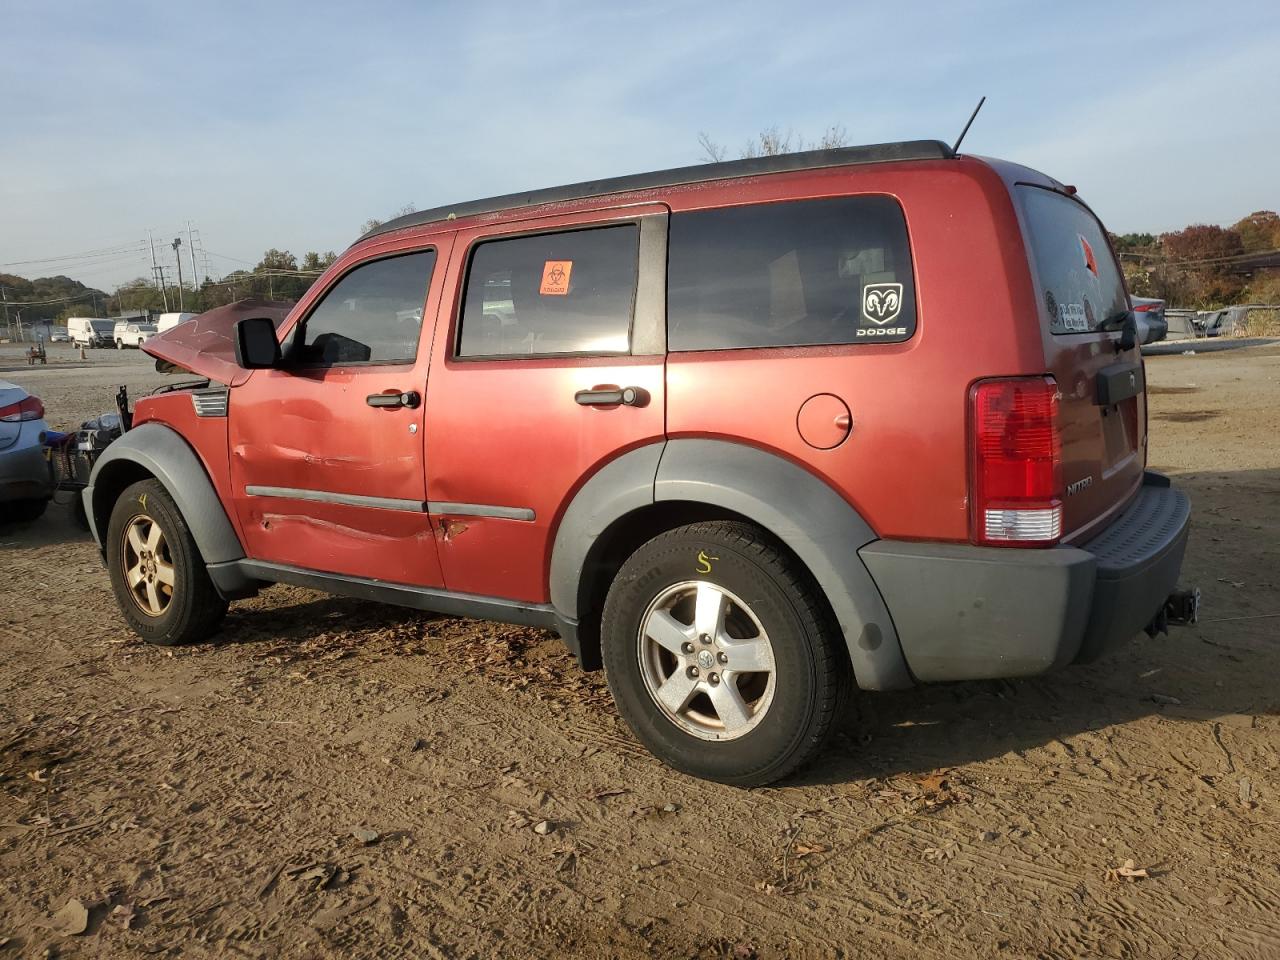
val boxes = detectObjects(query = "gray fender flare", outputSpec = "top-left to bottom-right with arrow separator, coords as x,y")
84,422 -> 246,567
550,443 -> 665,620
549,437 -> 912,691
654,439 -> 912,691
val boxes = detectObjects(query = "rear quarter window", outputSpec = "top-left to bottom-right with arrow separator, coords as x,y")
667,195 -> 917,351
1019,186 -> 1128,335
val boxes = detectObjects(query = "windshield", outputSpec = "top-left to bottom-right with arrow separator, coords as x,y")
91,320 -> 114,332
1019,186 -> 1128,335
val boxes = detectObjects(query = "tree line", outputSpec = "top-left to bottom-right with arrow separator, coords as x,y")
1,248 -> 340,329
109,247 -> 340,317
1114,211 -> 1280,309
2,204 -> 418,330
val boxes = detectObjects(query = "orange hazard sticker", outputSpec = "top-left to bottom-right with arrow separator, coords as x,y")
539,260 -> 573,295
1079,234 -> 1098,276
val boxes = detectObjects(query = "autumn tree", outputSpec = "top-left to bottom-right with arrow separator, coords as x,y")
301,251 -> 337,273
1232,211 -> 1280,253
1111,232 -> 1156,252
1158,225 -> 1246,306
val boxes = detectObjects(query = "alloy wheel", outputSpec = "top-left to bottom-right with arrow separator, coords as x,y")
636,580 -> 777,741
121,515 -> 176,617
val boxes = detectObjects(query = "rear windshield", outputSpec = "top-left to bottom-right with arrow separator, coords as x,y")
1019,185 -> 1128,335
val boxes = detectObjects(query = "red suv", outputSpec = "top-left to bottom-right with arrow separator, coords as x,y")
86,140 -> 1191,785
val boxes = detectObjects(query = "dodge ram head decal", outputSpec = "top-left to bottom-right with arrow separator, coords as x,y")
862,282 -> 903,325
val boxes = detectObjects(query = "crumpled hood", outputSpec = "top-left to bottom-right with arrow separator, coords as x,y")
143,298 -> 295,385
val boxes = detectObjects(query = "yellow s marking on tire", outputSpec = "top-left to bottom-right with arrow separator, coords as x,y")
695,550 -> 719,574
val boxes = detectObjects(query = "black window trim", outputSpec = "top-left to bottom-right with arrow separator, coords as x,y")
664,191 -> 920,354
451,214 -> 666,362
284,246 -> 438,370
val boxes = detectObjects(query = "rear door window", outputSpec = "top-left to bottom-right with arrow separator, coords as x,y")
1018,186 -> 1128,335
457,224 -> 639,358
667,195 -> 917,350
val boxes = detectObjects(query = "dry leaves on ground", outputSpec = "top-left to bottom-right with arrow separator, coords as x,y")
1106,859 -> 1150,882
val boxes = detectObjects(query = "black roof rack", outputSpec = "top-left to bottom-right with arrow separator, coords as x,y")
358,139 -> 954,243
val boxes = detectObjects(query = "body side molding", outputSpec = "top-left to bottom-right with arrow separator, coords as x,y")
246,485 -> 427,512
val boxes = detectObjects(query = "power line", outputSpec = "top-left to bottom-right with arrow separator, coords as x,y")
0,289 -> 101,306
0,242 -> 150,269
1117,246 -> 1280,268
204,249 -> 257,266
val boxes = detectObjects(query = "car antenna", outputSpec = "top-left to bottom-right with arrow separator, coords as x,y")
950,96 -> 986,156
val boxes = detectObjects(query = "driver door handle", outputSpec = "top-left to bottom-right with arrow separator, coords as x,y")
575,385 -> 649,407
366,390 -> 421,409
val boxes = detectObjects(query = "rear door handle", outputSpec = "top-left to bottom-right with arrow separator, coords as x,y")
575,385 -> 649,407
366,390 -> 421,409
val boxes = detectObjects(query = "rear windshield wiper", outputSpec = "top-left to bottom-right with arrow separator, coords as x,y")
1098,309 -> 1133,332
1100,309 -> 1141,350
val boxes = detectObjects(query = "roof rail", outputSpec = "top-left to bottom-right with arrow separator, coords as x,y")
358,139 -> 954,243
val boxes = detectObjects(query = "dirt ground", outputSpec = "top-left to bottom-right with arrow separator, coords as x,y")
2,342 -> 1279,959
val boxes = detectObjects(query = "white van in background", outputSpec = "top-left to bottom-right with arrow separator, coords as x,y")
67,317 -> 116,348
113,320 -> 158,349
156,312 -> 197,334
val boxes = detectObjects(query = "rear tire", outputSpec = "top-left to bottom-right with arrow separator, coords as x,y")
601,520 -> 848,786
106,479 -> 227,645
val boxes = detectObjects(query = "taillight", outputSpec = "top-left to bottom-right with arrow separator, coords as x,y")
0,396 -> 45,422
1132,302 -> 1160,312
969,376 -> 1062,546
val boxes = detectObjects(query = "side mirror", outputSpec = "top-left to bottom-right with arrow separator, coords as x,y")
234,317 -> 282,369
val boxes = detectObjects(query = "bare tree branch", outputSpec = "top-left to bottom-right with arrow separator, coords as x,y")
697,131 -> 727,163
814,124 -> 849,150
701,123 -> 850,161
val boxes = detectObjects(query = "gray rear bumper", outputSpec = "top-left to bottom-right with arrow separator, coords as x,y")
860,472 -> 1191,683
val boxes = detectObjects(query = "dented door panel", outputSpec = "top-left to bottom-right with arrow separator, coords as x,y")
227,235 -> 453,586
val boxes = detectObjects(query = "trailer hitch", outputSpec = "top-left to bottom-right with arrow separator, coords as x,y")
1145,587 -> 1200,638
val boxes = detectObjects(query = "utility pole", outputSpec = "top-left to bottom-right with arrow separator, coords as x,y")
157,266 -> 170,314
1,286 -> 9,340
172,237 -> 185,310
187,221 -> 199,289
149,230 -> 170,311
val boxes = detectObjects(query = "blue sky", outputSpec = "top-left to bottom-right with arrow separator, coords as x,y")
2,0 -> 1277,291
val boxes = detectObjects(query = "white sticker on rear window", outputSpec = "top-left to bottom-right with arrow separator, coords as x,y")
1058,302 -> 1088,332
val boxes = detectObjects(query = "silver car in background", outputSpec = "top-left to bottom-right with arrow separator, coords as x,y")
0,379 -> 53,522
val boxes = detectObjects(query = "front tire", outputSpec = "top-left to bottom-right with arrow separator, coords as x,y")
601,521 -> 848,786
105,479 -> 228,645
